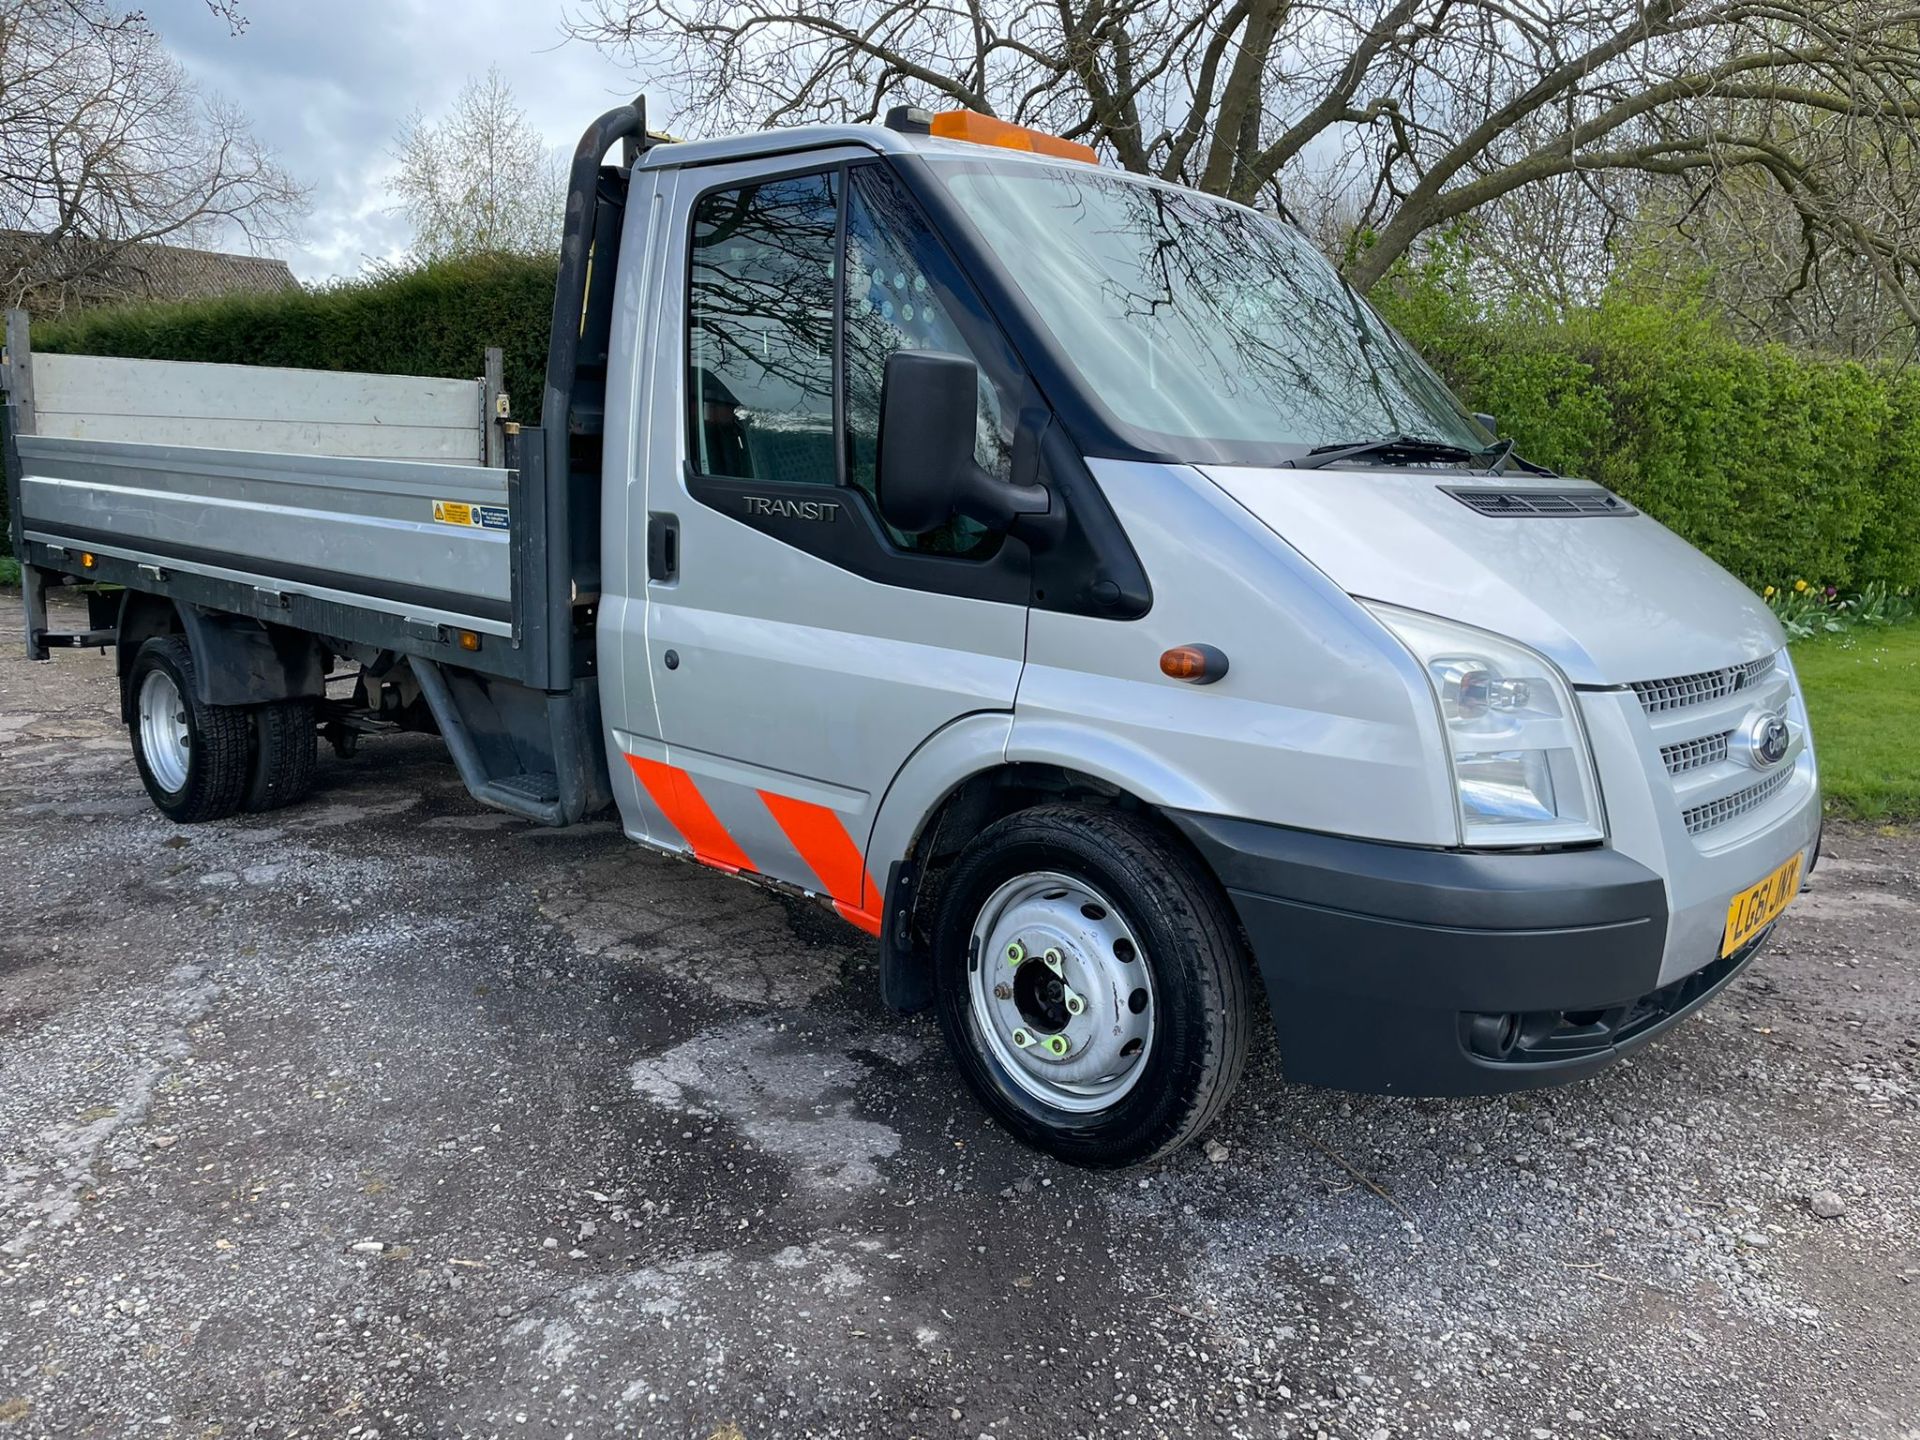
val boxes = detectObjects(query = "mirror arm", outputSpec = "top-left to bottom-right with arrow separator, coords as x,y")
1008,499 -> 1064,552
997,405 -> 1064,549
952,463 -> 1059,548
964,474 -> 1049,518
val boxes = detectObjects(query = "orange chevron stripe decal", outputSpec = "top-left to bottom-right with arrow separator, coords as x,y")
623,754 -> 755,874
621,752 -> 883,936
757,790 -> 883,936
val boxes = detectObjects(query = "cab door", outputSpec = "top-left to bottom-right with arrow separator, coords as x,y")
621,153 -> 1032,931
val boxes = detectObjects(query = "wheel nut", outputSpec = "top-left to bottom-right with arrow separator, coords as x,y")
1005,942 -> 1025,967
1044,1034 -> 1070,1057
1042,948 -> 1064,974
1011,1027 -> 1035,1048
1065,993 -> 1086,1017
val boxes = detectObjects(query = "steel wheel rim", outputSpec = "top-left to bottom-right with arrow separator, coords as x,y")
138,669 -> 191,793
967,870 -> 1156,1113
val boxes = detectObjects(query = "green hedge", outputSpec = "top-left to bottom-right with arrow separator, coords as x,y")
18,249 -> 1920,591
34,254 -> 559,424
1373,257 -> 1920,592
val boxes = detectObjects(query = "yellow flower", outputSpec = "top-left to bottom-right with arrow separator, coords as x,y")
1763,585 -> 1776,598
1794,579 -> 1809,593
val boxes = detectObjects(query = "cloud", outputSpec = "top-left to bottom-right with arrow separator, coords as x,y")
143,0 -> 654,282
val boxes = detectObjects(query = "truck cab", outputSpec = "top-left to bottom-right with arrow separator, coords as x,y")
3,102 -> 1820,1166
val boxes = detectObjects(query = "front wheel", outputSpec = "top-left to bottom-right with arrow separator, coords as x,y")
932,805 -> 1254,1167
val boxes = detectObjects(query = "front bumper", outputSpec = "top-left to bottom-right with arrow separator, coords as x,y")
1170,813 -> 1799,1096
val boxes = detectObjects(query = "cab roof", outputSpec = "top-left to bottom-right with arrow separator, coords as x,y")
636,122 -> 1087,175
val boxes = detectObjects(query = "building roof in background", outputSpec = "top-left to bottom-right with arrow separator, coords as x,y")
1,231 -> 301,315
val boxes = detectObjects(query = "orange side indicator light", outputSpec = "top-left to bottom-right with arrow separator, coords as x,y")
929,111 -> 1098,165
456,629 -> 482,652
1160,644 -> 1229,685
79,552 -> 97,569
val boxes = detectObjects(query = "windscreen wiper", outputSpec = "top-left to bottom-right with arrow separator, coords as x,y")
1288,434 -> 1476,470
1290,432 -> 1559,475
1477,437 -> 1557,477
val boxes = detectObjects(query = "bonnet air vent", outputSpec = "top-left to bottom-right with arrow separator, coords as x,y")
1443,487 -> 1637,517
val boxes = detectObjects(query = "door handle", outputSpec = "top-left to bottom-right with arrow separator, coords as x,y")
647,512 -> 679,582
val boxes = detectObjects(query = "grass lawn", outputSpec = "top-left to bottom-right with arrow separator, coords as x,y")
1793,623 -> 1920,823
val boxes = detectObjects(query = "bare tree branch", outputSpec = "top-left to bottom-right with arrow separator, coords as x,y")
566,0 -> 1920,345
0,0 -> 306,313
388,66 -> 568,262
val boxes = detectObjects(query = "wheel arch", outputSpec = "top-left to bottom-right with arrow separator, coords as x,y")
114,591 -> 183,721
115,593 -> 327,720
872,739 -> 1230,1013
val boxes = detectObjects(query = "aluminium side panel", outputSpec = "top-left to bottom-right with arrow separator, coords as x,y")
15,436 -> 514,632
30,353 -> 486,465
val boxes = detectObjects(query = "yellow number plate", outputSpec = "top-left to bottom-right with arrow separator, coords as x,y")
1721,851 -> 1804,957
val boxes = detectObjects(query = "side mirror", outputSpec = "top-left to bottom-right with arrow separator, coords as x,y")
1472,411 -> 1499,438
876,351 -> 1047,536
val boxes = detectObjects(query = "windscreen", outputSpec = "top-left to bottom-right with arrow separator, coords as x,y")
933,159 -> 1486,461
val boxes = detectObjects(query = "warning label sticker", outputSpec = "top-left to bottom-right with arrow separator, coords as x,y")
433,501 -> 510,531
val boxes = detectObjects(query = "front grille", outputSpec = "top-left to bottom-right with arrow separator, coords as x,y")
1632,655 -> 1776,714
1444,487 -> 1636,518
1660,729 -> 1732,775
1681,768 -> 1792,835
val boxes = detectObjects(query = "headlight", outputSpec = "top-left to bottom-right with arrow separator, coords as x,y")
1366,602 -> 1604,847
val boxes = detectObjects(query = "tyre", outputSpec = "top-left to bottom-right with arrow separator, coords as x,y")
127,635 -> 250,823
244,698 -> 318,812
932,804 -> 1254,1167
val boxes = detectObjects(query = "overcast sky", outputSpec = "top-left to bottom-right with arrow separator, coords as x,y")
144,0 -> 659,282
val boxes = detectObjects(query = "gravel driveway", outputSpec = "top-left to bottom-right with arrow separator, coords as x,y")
1,593 -> 1916,1440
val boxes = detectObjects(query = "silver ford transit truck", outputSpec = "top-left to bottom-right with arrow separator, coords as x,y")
2,101 -> 1819,1165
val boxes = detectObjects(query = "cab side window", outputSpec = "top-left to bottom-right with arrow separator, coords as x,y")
843,165 -> 1009,557
688,171 -> 839,486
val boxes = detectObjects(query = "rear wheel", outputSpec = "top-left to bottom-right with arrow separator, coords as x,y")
932,805 -> 1254,1167
244,698 -> 318,811
127,636 -> 250,823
